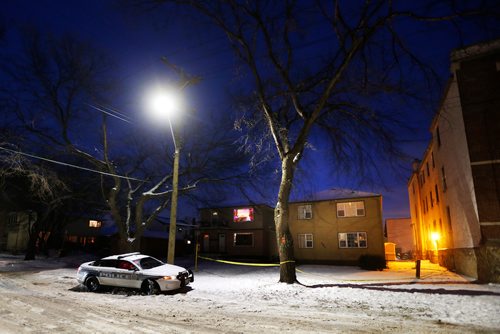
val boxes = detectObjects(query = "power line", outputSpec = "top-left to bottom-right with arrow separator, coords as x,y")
86,103 -> 135,124
0,146 -> 146,182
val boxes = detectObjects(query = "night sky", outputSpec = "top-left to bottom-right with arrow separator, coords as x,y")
2,0 -> 498,220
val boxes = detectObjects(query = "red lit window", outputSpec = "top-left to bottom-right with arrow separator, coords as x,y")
233,208 -> 254,222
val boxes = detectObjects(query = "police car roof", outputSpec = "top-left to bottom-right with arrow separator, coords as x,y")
102,252 -> 149,261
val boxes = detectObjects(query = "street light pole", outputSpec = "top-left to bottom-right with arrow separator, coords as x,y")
167,141 -> 180,264
167,119 -> 179,264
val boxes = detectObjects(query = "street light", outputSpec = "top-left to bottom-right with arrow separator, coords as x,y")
146,85 -> 184,264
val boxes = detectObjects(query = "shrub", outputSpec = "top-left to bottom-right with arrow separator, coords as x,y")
358,254 -> 386,271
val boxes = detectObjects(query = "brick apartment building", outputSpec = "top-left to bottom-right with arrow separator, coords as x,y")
408,39 -> 500,282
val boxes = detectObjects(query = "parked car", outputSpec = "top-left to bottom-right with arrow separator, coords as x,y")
76,252 -> 194,295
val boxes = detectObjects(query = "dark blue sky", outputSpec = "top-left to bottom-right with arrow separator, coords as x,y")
2,0 -> 498,220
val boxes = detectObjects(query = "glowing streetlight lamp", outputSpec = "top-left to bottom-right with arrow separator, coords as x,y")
146,85 -> 184,264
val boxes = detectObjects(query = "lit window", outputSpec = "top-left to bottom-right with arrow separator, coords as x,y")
337,201 -> 365,217
298,204 -> 312,219
89,220 -> 102,228
338,232 -> 367,248
233,208 -> 254,222
233,233 -> 253,246
298,234 -> 313,248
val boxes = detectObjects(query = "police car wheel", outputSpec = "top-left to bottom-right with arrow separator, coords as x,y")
85,276 -> 100,292
142,279 -> 160,295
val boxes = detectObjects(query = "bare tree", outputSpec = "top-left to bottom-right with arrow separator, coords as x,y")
0,143 -> 70,260
132,0 -> 500,283
1,31 -> 249,254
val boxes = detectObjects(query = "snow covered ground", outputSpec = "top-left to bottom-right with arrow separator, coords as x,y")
0,253 -> 499,333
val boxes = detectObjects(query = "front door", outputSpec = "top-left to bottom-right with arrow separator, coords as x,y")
218,233 -> 226,253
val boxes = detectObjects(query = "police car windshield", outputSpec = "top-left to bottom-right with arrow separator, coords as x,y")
137,257 -> 163,269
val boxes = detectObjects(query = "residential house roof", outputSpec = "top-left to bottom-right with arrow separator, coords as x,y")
292,188 -> 380,203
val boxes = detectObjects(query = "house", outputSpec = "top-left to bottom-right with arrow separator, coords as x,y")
0,211 -> 35,253
139,217 -> 196,258
385,217 -> 414,259
288,189 -> 385,265
196,204 -> 277,260
408,39 -> 500,282
63,216 -> 112,252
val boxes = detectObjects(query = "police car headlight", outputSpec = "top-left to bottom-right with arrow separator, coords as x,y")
162,276 -> 174,280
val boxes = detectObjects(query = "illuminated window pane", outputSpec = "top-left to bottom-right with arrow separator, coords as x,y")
233,208 -> 254,222
89,220 -> 102,228
298,205 -> 312,219
298,234 -> 313,248
336,201 -> 365,217
338,232 -> 367,248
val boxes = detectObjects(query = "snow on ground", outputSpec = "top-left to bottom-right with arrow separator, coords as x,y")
0,253 -> 499,333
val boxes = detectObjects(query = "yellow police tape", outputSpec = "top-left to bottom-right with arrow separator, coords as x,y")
198,256 -> 295,267
197,256 -> 434,282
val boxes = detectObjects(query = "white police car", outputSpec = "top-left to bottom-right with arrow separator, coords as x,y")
76,252 -> 193,295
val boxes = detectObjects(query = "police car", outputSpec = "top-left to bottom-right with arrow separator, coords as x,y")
76,252 -> 194,295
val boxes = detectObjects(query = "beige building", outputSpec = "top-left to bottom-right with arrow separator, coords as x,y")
408,39 -> 500,282
289,189 -> 384,264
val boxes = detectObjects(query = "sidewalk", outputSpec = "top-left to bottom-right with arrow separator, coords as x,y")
295,260 -> 471,284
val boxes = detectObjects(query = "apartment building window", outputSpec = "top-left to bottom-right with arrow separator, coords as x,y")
431,152 -> 435,168
233,208 -> 254,222
430,191 -> 434,208
435,184 -> 440,204
441,166 -> 447,192
338,232 -> 367,248
337,201 -> 365,217
233,233 -> 254,246
426,162 -> 430,177
298,234 -> 313,248
436,126 -> 441,147
298,204 -> 313,219
89,220 -> 102,228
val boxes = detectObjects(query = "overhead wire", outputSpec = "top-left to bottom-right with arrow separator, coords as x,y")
0,146 -> 146,182
86,103 -> 136,124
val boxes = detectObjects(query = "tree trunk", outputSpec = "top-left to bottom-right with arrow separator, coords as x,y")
24,223 -> 39,261
24,211 -> 41,260
117,236 -> 140,253
275,156 -> 297,283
